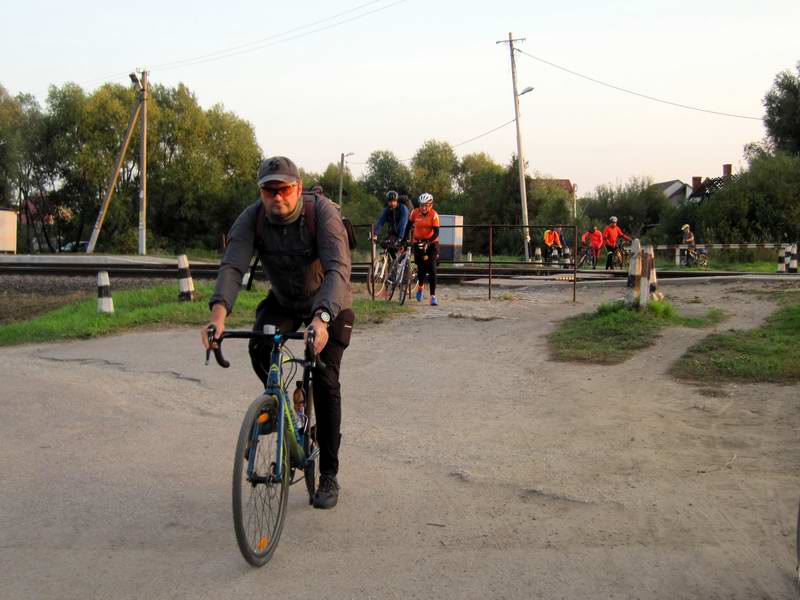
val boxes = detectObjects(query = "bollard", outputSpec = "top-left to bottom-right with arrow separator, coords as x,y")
97,271 -> 114,314
625,240 -> 642,307
562,246 -> 571,270
777,246 -> 787,273
648,246 -> 664,302
790,243 -> 799,274
533,246 -> 543,266
177,254 -> 195,301
467,251 -> 473,263
639,246 -> 651,310
674,247 -> 681,267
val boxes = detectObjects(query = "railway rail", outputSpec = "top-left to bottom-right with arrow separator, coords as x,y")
0,257 -> 765,281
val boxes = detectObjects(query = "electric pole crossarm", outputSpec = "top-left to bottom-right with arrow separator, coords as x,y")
86,100 -> 142,254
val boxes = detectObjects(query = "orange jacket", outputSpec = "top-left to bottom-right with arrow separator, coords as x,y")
582,230 -> 604,249
603,224 -> 630,248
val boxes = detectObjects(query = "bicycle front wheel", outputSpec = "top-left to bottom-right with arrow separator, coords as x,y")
303,384 -> 318,504
368,255 -> 388,295
232,394 -> 290,567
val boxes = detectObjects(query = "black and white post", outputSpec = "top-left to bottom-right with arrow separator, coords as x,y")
97,271 -> 114,314
177,254 -> 195,301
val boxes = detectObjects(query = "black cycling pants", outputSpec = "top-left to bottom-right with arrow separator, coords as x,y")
605,245 -> 615,270
414,242 -> 439,296
248,293 -> 355,476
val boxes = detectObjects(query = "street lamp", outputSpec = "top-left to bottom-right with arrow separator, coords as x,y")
338,152 -> 354,208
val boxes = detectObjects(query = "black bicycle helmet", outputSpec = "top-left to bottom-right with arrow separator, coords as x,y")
385,190 -> 399,202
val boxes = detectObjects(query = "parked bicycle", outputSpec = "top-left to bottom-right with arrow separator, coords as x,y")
205,324 -> 323,567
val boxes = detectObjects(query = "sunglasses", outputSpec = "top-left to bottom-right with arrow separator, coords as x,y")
260,183 -> 297,197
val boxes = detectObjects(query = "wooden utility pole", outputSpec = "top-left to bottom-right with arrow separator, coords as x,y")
496,33 -> 532,261
138,70 -> 148,255
86,70 -> 148,254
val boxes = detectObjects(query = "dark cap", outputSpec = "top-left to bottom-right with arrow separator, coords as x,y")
257,156 -> 300,186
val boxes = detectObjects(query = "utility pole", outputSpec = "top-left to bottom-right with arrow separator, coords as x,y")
87,70 -> 149,254
497,32 -> 531,261
138,70 -> 148,255
337,152 -> 353,208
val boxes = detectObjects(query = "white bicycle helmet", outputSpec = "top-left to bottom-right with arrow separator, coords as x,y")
609,216 -> 618,223
418,192 -> 433,205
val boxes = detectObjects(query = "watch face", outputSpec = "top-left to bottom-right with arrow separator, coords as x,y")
320,311 -> 331,323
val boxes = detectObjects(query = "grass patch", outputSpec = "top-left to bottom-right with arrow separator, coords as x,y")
548,299 -> 723,364
0,282 -> 409,347
671,293 -> 800,384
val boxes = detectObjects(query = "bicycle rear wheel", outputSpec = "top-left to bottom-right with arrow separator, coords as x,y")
232,394 -> 289,567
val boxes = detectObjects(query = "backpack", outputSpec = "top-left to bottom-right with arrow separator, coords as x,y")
245,192 -> 356,290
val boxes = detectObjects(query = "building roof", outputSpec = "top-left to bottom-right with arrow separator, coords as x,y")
533,178 -> 576,196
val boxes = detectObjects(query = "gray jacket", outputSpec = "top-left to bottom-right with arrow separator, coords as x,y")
209,194 -> 352,319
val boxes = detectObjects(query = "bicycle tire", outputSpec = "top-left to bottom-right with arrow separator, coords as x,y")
697,253 -> 709,268
386,259 -> 399,301
303,384 -> 317,505
232,394 -> 290,567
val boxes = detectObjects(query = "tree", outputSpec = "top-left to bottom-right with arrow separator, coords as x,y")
360,150 -> 412,198
763,62 -> 800,155
583,177 -> 671,238
410,139 -> 459,203
692,152 -> 800,243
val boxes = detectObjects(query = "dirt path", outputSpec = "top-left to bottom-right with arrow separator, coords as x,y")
1,279 -> 799,599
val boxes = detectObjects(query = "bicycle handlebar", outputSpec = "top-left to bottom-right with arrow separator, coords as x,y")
205,325 -> 326,370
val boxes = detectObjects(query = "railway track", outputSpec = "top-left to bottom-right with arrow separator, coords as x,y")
0,258 -> 754,281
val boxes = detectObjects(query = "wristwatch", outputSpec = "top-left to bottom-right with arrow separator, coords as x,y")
315,309 -> 332,326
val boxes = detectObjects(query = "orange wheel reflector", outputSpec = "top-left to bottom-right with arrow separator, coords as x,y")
257,536 -> 269,551
257,413 -> 268,423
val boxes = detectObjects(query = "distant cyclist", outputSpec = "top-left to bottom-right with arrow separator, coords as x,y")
372,190 -> 409,260
581,225 -> 604,269
681,223 -> 696,265
408,192 -> 440,306
603,216 -> 631,270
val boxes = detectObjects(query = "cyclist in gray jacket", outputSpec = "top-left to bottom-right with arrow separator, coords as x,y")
203,155 -> 354,509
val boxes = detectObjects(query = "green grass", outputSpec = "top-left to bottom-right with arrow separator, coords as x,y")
548,299 -> 724,364
671,292 -> 800,383
654,259 -> 777,273
0,282 -> 409,347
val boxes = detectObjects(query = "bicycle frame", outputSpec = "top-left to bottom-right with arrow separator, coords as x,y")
247,334 -> 309,485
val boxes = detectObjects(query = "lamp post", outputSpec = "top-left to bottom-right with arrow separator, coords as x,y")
338,152 -> 354,208
513,78 -> 534,262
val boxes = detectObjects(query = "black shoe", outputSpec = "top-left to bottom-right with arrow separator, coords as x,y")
313,474 -> 340,509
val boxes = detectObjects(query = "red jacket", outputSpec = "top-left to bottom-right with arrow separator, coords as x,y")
603,225 -> 630,248
582,230 -> 604,249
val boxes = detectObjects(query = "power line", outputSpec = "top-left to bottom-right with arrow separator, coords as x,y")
348,118 -> 516,165
70,0 -> 405,89
153,0 -> 407,73
515,48 -> 762,121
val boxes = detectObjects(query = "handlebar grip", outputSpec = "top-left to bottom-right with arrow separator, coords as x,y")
205,325 -> 231,368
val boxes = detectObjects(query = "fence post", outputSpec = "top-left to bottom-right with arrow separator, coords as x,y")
97,271 -> 114,314
177,254 -> 195,301
674,247 -> 681,267
790,243 -> 799,274
488,224 -> 493,301
625,239 -> 642,307
572,225 -> 577,303
369,225 -> 375,301
533,246 -> 543,266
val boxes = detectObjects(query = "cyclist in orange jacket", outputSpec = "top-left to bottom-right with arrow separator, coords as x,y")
581,225 -> 604,269
603,216 -> 631,270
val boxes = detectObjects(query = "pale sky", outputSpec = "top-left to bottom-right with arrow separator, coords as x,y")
2,0 -> 797,194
